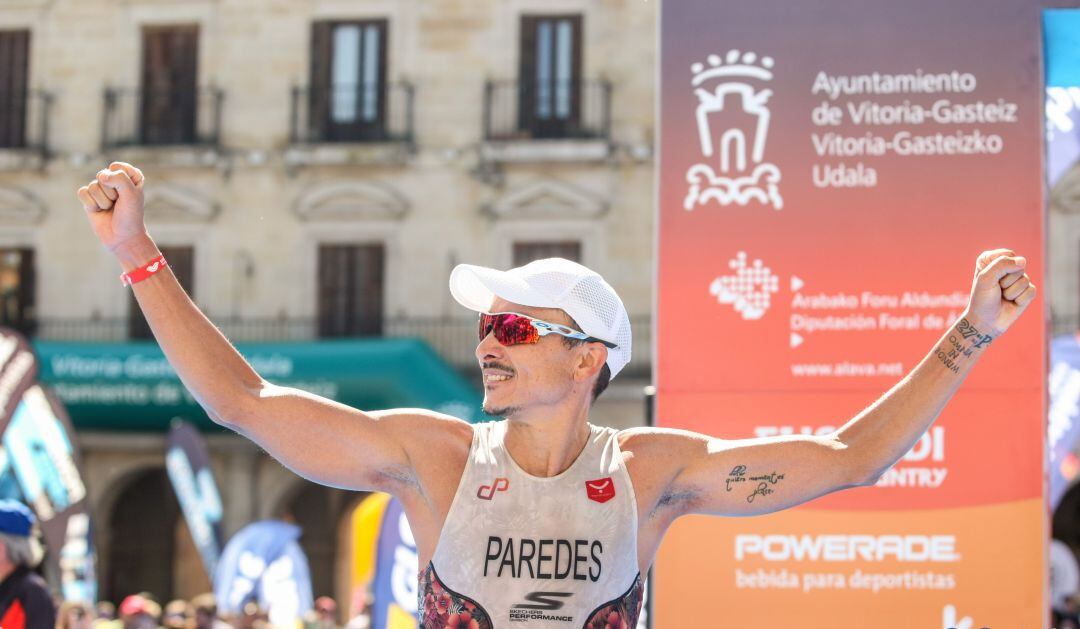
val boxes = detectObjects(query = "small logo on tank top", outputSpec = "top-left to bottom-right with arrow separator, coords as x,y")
510,592 -> 574,623
585,477 -> 616,503
477,477 -> 510,500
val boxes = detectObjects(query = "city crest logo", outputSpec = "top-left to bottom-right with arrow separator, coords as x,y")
684,49 -> 783,211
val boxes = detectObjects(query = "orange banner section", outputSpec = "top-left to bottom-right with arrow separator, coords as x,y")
656,499 -> 1043,628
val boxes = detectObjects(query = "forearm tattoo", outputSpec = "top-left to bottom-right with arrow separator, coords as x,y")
955,318 -> 993,349
726,465 -> 786,503
934,317 -> 992,374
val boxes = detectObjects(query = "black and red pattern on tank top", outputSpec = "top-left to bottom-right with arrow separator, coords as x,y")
581,573 -> 644,628
419,562 -> 494,628
418,563 -> 644,628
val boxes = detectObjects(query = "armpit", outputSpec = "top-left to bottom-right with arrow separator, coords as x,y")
650,487 -> 700,518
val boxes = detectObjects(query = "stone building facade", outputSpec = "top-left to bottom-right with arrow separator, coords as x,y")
0,0 -> 657,608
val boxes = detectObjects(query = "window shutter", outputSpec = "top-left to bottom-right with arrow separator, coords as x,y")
309,21 -> 333,140
513,241 -> 582,266
518,16 -> 539,132
354,244 -> 384,335
318,244 -> 384,337
0,30 -> 30,147
140,26 -> 198,144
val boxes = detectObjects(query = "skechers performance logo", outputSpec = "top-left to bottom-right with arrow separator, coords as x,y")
477,477 -> 509,500
510,592 -> 573,623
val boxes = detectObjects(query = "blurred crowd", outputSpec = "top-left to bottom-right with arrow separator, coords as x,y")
55,594 -> 358,629
0,500 -> 369,629
1056,594 -> 1080,629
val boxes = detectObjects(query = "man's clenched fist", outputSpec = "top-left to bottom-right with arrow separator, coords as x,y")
76,161 -> 147,252
964,248 -> 1038,338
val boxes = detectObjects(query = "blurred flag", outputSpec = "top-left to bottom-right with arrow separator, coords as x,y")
348,493 -> 417,629
166,419 -> 225,577
1052,539 -> 1080,611
0,328 -> 95,602
1051,334 -> 1080,509
214,520 -> 314,627
1,385 -> 96,603
1045,9 -> 1080,186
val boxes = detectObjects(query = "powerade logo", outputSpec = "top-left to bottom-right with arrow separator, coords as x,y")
509,592 -> 573,623
735,534 -> 960,562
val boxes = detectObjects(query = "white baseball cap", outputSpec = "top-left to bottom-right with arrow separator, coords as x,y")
449,257 -> 633,379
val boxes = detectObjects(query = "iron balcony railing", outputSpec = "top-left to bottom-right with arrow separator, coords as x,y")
102,87 -> 224,149
27,315 -> 653,378
290,82 -> 414,145
483,79 -> 612,141
0,90 -> 52,156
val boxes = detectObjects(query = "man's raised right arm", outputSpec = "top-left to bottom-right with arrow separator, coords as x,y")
77,162 -> 466,494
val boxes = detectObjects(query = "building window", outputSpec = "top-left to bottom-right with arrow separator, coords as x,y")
130,246 -> 193,339
0,30 -> 30,149
140,25 -> 199,145
317,244 -> 385,337
0,248 -> 34,335
513,241 -> 582,267
309,20 -> 388,142
519,15 -> 582,138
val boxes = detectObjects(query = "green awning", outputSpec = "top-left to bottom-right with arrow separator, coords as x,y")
32,338 -> 484,431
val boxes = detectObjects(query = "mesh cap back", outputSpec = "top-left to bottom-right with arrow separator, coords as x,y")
449,258 -> 633,379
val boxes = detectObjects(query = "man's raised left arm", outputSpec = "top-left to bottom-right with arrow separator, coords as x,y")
635,248 -> 1037,518
831,248 -> 1035,485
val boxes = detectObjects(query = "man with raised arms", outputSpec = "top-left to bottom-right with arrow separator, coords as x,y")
78,163 -> 1036,627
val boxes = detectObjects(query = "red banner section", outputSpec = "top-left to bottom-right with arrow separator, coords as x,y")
656,0 -> 1046,625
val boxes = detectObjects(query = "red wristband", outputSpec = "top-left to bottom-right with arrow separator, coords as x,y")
121,255 -> 168,287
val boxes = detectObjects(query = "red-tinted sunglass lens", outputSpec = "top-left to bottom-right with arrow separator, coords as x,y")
494,314 -> 538,345
479,314 -> 539,346
479,314 -> 494,341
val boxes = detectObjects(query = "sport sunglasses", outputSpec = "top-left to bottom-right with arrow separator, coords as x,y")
478,312 -> 617,349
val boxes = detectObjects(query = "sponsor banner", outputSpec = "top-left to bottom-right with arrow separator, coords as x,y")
0,385 -> 96,602
656,500 -> 1042,627
658,1 -> 1043,395
214,520 -> 314,627
657,0 -> 1046,625
347,493 -> 418,629
166,420 -> 225,578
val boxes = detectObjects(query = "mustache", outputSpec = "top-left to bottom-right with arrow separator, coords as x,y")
482,362 -> 515,375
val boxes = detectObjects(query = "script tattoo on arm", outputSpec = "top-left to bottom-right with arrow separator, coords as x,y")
934,318 -> 992,374
725,465 -> 747,492
724,464 -> 787,503
746,471 -> 786,503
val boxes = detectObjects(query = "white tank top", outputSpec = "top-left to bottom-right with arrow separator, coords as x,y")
421,420 -> 642,628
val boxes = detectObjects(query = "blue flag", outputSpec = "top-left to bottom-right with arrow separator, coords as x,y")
214,520 -> 314,626
1050,334 -> 1080,510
